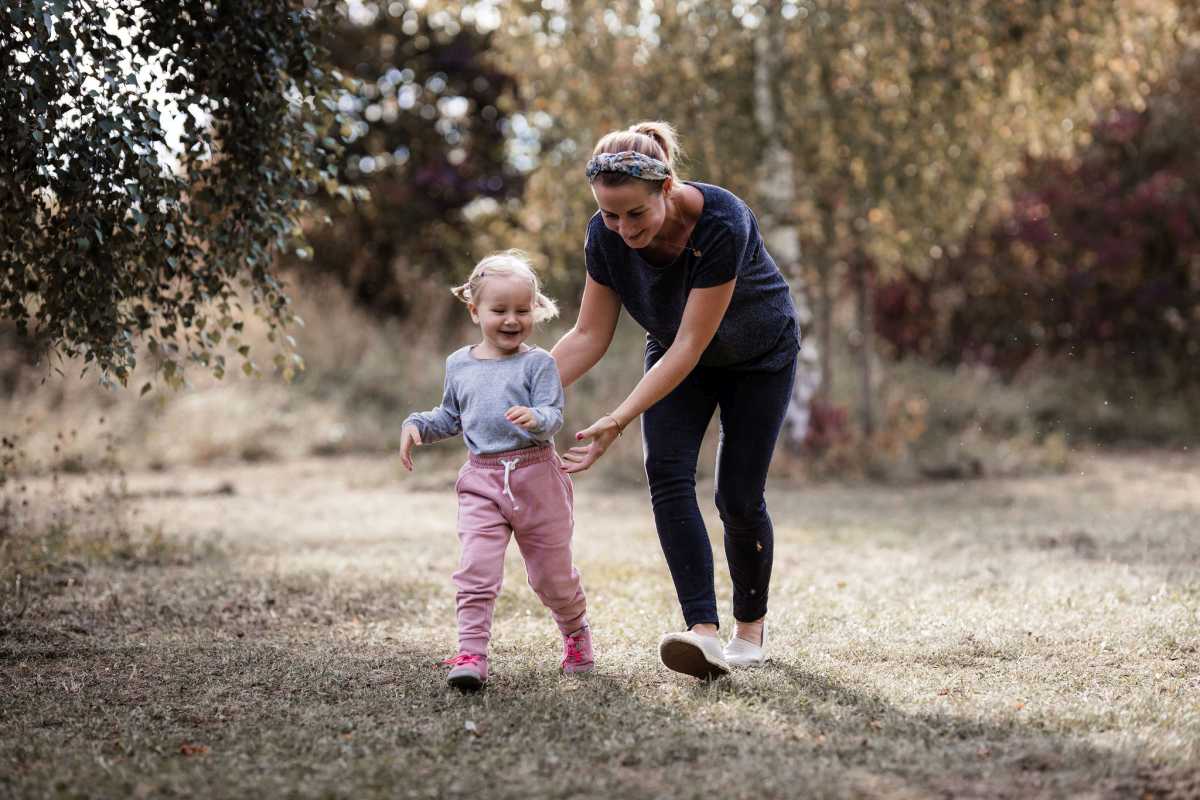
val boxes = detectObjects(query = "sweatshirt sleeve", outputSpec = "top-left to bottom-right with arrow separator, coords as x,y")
524,352 -> 564,441
402,358 -> 462,444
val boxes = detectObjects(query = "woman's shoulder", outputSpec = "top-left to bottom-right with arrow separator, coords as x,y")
690,181 -> 750,222
690,181 -> 755,243
585,211 -> 617,251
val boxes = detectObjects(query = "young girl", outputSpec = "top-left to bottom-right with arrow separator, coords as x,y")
400,250 -> 593,691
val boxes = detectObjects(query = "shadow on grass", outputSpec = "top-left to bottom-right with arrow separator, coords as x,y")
698,660 -> 1198,799
4,611 -> 1198,799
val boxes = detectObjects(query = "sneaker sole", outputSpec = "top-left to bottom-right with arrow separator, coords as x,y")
724,655 -> 769,668
659,638 -> 730,681
447,674 -> 485,691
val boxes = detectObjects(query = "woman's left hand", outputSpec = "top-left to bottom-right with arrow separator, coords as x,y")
560,415 -> 624,474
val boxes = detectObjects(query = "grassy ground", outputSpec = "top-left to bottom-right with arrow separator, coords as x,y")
2,449 -> 1199,799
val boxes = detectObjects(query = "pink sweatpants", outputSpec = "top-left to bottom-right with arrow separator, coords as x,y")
453,444 -> 586,655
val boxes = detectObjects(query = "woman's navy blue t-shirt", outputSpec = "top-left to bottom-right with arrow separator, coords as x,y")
585,181 -> 800,371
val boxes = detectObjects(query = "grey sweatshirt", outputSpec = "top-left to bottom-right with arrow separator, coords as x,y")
402,345 -> 564,455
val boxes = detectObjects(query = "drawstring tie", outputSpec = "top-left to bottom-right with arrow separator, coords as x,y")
499,457 -> 521,509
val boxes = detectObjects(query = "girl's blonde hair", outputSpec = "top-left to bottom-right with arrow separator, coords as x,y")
590,120 -> 685,192
451,250 -> 559,323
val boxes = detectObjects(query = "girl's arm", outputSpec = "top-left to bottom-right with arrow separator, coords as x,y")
507,354 -> 565,441
561,278 -> 737,474
400,364 -> 462,470
549,274 -> 621,388
403,377 -> 462,443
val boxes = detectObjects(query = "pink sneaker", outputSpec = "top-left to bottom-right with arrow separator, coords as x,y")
442,652 -> 488,691
561,625 -> 594,674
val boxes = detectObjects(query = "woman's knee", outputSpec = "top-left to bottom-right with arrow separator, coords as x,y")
644,453 -> 696,494
714,490 -> 768,533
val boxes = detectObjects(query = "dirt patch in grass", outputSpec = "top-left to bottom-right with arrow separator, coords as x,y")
2,450 -> 1198,798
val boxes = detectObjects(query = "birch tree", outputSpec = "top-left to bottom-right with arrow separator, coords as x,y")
1,0 -> 341,386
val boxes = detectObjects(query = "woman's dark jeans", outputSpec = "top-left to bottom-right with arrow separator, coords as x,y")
641,345 -> 798,630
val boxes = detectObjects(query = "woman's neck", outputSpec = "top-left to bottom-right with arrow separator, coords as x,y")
654,184 -> 696,247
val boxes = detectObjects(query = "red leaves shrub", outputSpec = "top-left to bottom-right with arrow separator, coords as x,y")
876,53 -> 1200,384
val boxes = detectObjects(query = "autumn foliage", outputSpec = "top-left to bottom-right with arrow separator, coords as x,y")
876,53 -> 1200,384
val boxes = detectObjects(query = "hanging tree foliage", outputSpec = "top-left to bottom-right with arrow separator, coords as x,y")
0,0 -> 342,388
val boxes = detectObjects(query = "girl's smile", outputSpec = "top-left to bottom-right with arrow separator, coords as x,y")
469,274 -> 536,358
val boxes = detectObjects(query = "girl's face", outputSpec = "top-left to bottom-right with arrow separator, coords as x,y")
592,179 -> 670,249
469,274 -> 535,357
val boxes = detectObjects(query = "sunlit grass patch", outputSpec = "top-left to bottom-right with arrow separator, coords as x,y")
3,453 -> 1199,797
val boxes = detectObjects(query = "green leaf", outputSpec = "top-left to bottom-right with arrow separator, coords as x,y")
0,2 -> 346,389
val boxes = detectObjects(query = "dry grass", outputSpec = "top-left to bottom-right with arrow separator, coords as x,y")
2,449 -> 1198,798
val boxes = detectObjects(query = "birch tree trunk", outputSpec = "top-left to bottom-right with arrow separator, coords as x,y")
855,255 -> 876,437
753,0 -> 822,449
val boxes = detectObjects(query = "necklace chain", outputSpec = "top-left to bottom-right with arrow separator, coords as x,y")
651,212 -> 702,257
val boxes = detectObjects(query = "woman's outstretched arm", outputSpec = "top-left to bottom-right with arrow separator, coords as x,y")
550,274 -> 621,388
562,278 -> 736,473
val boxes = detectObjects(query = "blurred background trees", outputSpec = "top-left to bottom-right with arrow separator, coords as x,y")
3,0 -> 1199,477
879,49 -> 1200,387
378,0 -> 1196,446
296,2 -> 523,319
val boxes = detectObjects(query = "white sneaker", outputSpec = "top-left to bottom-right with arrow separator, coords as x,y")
723,622 -> 768,667
659,631 -> 730,680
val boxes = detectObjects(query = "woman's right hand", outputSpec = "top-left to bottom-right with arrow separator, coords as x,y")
560,415 -> 624,474
399,424 -> 423,471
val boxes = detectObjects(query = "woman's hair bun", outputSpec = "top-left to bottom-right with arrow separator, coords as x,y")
627,121 -> 681,172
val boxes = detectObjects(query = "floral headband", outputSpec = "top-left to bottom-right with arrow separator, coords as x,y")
584,151 -> 672,182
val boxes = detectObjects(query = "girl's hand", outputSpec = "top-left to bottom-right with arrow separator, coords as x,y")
399,424 -> 423,471
560,415 -> 624,474
505,405 -> 538,431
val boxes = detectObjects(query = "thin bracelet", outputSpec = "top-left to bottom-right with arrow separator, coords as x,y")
603,413 -> 625,437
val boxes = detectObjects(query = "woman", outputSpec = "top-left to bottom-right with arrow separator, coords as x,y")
551,121 -> 801,680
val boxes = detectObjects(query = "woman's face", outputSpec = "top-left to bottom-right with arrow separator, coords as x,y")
592,179 -> 669,249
